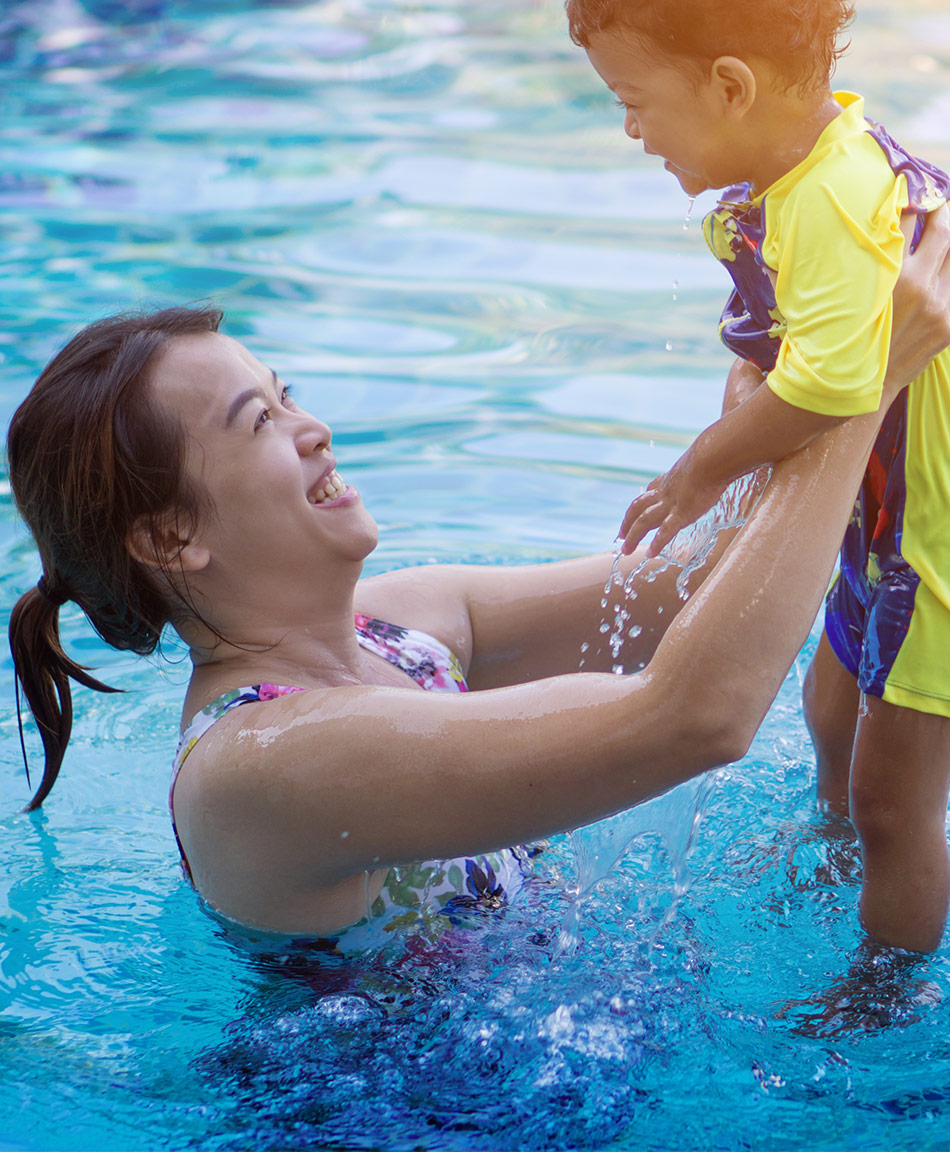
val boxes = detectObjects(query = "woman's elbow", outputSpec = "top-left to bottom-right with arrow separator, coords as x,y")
682,698 -> 757,772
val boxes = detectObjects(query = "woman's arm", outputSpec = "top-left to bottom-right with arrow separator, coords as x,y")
357,539 -> 743,689
356,357 -> 767,686
618,205 -> 950,559
356,201 -> 950,692
178,207 -> 950,931
188,399 -> 889,893
617,385 -> 842,557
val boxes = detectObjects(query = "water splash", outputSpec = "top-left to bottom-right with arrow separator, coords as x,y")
664,469 -> 769,599
560,773 -> 716,957
564,470 -> 768,951
683,195 -> 697,229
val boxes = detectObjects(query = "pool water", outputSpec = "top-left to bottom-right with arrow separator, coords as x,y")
3,1 -> 950,1149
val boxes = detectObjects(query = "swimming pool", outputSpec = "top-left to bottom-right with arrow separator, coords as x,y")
3,1 -> 950,1148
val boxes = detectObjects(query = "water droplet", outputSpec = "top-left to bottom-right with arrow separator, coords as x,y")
628,624 -> 642,638
665,340 -> 673,352
580,641 -> 589,653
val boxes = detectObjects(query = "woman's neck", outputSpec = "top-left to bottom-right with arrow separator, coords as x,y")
178,572 -> 368,698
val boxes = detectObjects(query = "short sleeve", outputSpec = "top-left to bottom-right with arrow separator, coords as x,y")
765,162 -> 907,417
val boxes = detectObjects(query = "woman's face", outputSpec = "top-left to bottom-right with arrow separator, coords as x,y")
151,332 -> 378,586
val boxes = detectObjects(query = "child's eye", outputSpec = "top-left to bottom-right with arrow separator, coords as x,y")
614,97 -> 635,111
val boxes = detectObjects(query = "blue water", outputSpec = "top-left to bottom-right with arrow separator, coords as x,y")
3,1 -> 950,1149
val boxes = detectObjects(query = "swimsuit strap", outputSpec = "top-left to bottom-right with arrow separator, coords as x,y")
169,615 -> 539,937
174,614 -> 467,771
353,612 -> 468,694
170,615 -> 469,876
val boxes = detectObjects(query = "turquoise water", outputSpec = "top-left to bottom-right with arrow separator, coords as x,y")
3,1 -> 950,1149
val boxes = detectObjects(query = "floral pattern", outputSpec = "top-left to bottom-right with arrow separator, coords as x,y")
171,614 -> 537,944
353,612 -> 467,693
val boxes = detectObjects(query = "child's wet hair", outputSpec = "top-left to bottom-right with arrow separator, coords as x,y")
566,0 -> 855,93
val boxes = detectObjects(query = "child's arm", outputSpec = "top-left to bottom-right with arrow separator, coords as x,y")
619,380 -> 843,556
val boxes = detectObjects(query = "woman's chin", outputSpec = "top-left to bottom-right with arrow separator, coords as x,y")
348,504 -> 380,560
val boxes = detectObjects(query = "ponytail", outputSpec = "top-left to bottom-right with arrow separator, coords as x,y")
6,303 -> 223,810
9,581 -> 120,811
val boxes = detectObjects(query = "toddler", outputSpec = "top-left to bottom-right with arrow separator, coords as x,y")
568,0 -> 950,952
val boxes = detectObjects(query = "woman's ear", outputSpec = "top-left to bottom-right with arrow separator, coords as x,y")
126,512 -> 210,574
709,56 -> 757,120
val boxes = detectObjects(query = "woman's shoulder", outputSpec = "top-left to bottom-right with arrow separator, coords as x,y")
354,563 -> 476,670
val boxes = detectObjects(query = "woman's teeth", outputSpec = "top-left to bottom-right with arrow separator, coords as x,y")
308,470 -> 346,504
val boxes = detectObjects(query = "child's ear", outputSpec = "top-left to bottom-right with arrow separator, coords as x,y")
127,512 -> 210,574
709,56 -> 756,120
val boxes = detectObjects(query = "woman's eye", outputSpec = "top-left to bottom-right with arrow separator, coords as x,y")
255,407 -> 272,431
280,385 -> 295,408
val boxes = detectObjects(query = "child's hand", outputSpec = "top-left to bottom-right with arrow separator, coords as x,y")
618,449 -> 729,557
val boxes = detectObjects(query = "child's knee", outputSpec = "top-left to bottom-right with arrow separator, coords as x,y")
849,778 -> 904,853
850,767 -> 948,856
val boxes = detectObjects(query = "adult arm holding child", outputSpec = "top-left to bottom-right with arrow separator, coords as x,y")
8,210 -> 950,939
620,206 -> 950,558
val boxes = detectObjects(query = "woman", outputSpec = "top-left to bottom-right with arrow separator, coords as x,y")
9,211 -> 950,942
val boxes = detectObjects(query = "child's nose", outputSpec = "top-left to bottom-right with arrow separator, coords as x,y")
624,110 -> 640,140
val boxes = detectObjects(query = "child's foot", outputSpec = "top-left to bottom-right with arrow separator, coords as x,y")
777,941 -> 942,1038
783,813 -> 860,890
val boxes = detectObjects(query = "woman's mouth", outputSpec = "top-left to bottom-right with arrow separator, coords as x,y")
308,469 -> 347,504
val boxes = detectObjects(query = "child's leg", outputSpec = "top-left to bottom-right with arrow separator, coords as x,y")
803,629 -> 861,818
850,697 -> 950,953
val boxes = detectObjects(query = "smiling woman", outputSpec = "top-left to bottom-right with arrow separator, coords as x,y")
7,252 -> 950,939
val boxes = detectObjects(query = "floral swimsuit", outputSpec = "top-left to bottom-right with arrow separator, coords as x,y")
171,614 -> 540,947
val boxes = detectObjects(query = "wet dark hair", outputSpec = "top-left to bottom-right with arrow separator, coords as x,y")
7,304 -> 223,810
565,0 -> 855,93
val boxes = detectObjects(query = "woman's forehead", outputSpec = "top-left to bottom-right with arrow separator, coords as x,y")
153,332 -> 270,414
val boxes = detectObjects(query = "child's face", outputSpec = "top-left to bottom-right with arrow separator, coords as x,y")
585,29 -> 737,197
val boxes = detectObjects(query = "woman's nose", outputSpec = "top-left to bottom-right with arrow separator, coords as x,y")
296,410 -> 332,454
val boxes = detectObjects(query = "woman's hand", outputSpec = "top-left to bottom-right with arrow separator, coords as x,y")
885,204 -> 950,397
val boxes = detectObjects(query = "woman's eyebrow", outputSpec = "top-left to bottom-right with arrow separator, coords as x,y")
223,370 -> 280,428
